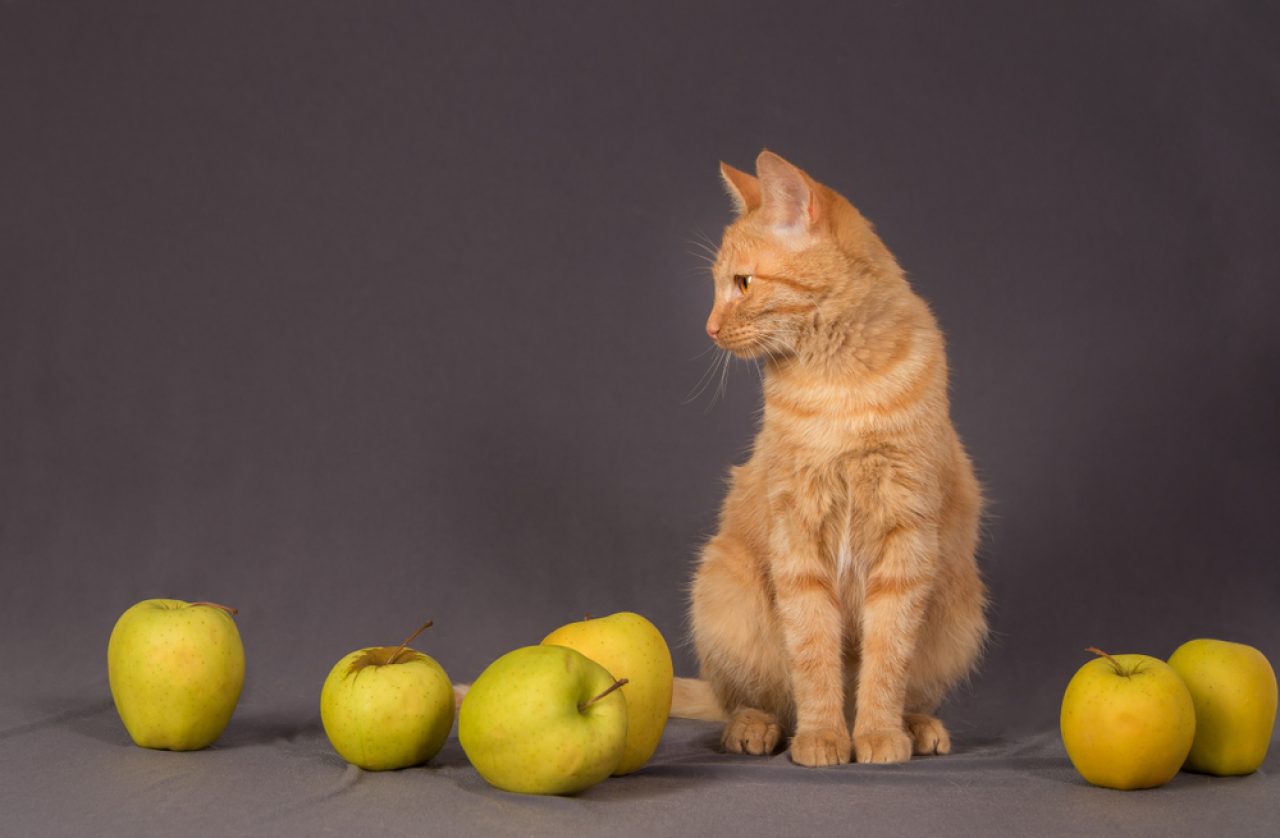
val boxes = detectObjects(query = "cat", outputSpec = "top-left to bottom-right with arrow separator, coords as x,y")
670,151 -> 987,767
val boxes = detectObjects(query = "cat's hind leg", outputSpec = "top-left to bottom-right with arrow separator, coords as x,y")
690,534 -> 794,756
903,712 -> 951,755
722,707 -> 783,755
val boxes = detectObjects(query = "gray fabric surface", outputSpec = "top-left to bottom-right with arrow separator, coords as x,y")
3,681 -> 1276,838
4,2 -> 1279,836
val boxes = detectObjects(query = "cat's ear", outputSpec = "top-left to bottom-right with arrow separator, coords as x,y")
755,150 -> 817,239
719,162 -> 761,215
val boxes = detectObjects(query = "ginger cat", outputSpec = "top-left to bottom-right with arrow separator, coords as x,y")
674,151 -> 987,767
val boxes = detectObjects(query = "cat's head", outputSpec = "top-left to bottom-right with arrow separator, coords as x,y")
705,151 -> 877,360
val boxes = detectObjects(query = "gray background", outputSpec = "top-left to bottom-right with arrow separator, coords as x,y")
2,2 -> 1279,834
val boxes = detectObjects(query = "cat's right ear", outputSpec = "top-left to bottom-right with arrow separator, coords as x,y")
720,162 -> 762,215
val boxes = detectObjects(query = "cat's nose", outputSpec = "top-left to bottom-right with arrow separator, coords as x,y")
706,318 -> 721,339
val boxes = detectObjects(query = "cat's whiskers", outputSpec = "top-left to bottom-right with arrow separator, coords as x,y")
686,248 -> 717,267
753,335 -> 792,375
690,341 -> 721,360
757,334 -> 789,367
751,337 -> 780,383
685,343 -> 738,410
686,237 -> 720,264
686,248 -> 719,281
751,319 -> 799,363
683,345 -> 728,405
713,345 -> 733,407
691,227 -> 721,255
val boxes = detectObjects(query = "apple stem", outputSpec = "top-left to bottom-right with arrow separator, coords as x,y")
1086,646 -> 1127,677
583,613 -> 592,621
386,620 -> 434,665
580,678 -> 629,712
190,601 -> 239,616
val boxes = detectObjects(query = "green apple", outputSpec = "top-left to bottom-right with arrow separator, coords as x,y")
107,598 -> 245,751
542,611 -> 673,774
1168,638 -> 1277,776
458,644 -> 628,795
320,620 -> 454,771
1060,648 -> 1196,790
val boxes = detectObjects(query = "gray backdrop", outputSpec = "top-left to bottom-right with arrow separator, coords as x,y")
4,0 -> 1279,757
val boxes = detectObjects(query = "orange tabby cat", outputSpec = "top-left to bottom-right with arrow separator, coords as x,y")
672,151 -> 987,767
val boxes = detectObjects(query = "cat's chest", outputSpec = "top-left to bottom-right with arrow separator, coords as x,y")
758,398 -> 889,466
757,436 -> 908,582
759,379 -> 896,455
759,345 -> 940,453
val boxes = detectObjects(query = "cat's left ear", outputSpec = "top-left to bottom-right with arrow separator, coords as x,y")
719,162 -> 761,215
755,150 -> 818,240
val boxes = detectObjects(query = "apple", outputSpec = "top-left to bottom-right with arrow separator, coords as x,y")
542,611 -> 673,774
320,620 -> 455,771
1168,638 -> 1277,776
1060,647 -> 1196,790
458,644 -> 628,795
107,598 -> 245,751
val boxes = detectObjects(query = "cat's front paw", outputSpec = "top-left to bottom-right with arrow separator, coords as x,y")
853,728 -> 913,764
788,727 -> 851,767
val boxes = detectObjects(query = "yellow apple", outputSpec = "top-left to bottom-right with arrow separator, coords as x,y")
458,645 -> 628,795
1060,648 -> 1196,790
107,599 -> 245,750
1168,638 -> 1277,776
320,621 -> 454,771
541,611 -> 673,775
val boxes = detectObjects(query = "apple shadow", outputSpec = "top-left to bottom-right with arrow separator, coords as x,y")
6,691 -> 330,753
1021,759 -> 1249,794
3,693 -> 130,747
215,712 -> 324,750
423,736 -> 474,771
445,760 -> 720,803
431,730 -> 722,801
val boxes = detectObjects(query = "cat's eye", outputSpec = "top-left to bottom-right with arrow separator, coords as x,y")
734,274 -> 753,293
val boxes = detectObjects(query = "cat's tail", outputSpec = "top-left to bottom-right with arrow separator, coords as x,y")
454,677 -> 728,723
670,676 -> 728,722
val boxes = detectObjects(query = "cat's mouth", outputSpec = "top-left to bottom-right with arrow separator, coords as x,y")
717,334 -> 787,361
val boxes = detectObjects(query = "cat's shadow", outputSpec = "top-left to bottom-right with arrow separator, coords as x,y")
650,728 -> 1022,785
